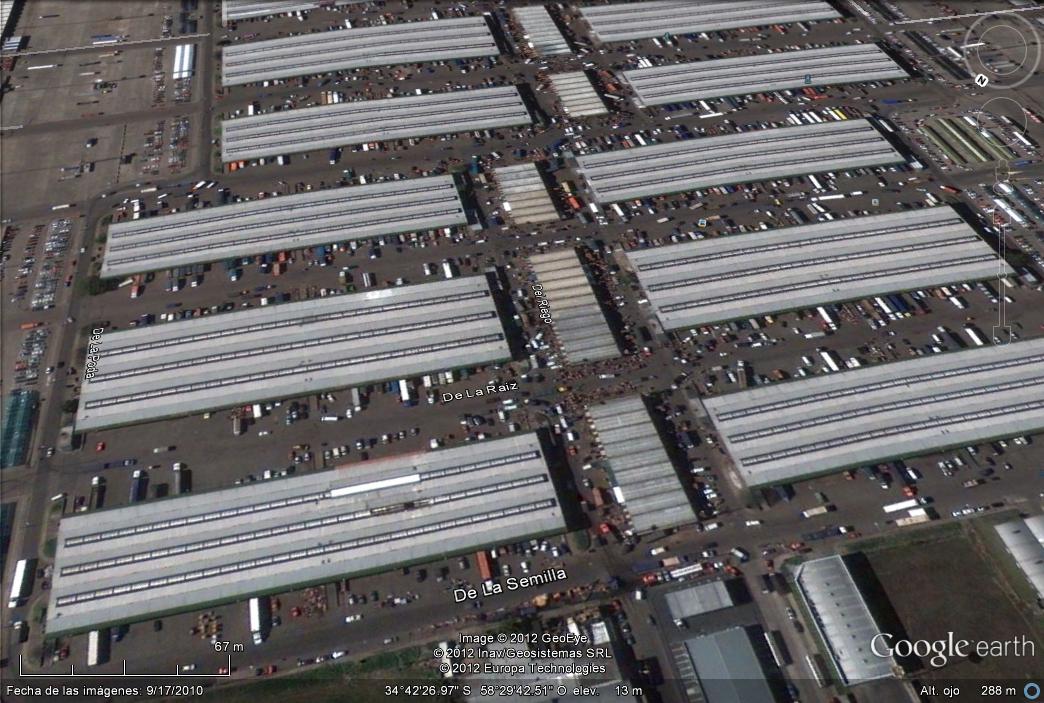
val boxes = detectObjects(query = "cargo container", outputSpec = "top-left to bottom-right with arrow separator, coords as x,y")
476,551 -> 493,581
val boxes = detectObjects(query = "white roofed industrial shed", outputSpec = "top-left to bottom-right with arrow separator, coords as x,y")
579,0 -> 840,43
101,176 -> 466,278
704,339 -> 1044,486
623,44 -> 908,106
76,277 -> 510,430
587,396 -> 696,533
627,207 -> 1010,329
574,119 -> 905,203
222,16 -> 500,86
994,515 -> 1044,600
221,0 -> 365,24
512,5 -> 571,56
221,85 -> 532,162
47,434 -> 564,634
529,249 -> 620,363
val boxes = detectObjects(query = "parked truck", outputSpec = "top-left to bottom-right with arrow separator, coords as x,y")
249,597 -> 267,645
801,505 -> 832,518
87,629 -> 109,666
7,559 -> 32,608
883,498 -> 924,514
476,551 -> 493,581
128,470 -> 146,503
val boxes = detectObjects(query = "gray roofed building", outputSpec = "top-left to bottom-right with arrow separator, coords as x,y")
626,207 -> 1009,329
994,515 -> 1044,600
548,72 -> 608,117
221,0 -> 365,24
222,17 -> 499,86
221,86 -> 532,162
574,119 -> 905,203
665,580 -> 734,621
794,555 -> 895,684
623,44 -> 908,106
703,338 -> 1044,486
512,5 -> 571,56
579,0 -> 840,43
681,626 -> 777,703
529,249 -> 619,363
76,277 -> 510,430
495,163 -> 559,224
46,434 -> 564,634
101,176 -> 466,277
586,396 -> 696,533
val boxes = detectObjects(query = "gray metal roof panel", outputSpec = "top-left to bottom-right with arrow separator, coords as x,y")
575,119 -> 904,203
627,207 -> 1011,328
624,44 -> 907,105
76,278 -> 510,430
588,396 -> 695,533
704,338 -> 1044,485
102,176 -> 466,277
795,556 -> 894,684
222,17 -> 498,85
47,434 -> 564,633
580,0 -> 840,42
221,86 -> 532,161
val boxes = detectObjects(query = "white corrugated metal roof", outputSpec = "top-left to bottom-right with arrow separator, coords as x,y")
102,176 -> 466,277
705,339 -> 1044,486
580,0 -> 840,43
496,163 -> 559,224
76,277 -> 510,430
513,5 -> 571,55
587,396 -> 695,533
795,556 -> 894,684
222,0 -> 366,24
995,515 -> 1044,599
624,44 -> 908,106
530,249 -> 619,363
627,207 -> 1010,329
222,16 -> 498,86
549,72 -> 607,117
221,86 -> 532,162
48,434 -> 564,634
575,119 -> 905,203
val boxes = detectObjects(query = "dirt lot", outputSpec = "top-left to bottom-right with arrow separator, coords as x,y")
864,520 -> 1043,684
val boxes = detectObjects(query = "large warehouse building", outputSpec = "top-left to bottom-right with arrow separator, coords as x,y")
222,16 -> 500,86
76,277 -> 510,430
578,0 -> 840,43
222,0 -> 364,24
627,207 -> 1009,329
794,556 -> 895,684
574,119 -> 905,203
703,338 -> 1044,486
586,396 -> 696,533
680,626 -> 778,703
623,44 -> 908,106
994,515 -> 1044,600
512,5 -> 571,56
221,86 -> 532,162
101,176 -> 466,278
46,434 -> 564,634
529,249 -> 619,363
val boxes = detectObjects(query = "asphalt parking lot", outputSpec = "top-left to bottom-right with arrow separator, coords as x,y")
3,1 -> 1044,699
